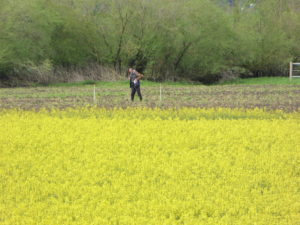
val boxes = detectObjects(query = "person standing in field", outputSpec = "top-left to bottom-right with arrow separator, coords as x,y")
128,68 -> 143,101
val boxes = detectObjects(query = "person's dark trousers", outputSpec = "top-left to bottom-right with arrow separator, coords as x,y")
131,85 -> 142,101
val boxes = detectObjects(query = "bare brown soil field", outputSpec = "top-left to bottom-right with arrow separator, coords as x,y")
0,84 -> 299,111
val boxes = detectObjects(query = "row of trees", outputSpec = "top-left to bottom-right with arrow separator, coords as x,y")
0,0 -> 299,84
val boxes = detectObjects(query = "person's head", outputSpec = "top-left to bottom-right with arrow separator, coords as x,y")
128,68 -> 133,73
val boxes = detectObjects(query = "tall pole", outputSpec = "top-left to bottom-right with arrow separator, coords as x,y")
160,83 -> 162,102
93,84 -> 96,104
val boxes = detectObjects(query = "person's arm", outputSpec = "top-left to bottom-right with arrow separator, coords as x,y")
135,72 -> 144,81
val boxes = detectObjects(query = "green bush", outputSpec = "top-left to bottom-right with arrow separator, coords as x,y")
0,0 -> 298,85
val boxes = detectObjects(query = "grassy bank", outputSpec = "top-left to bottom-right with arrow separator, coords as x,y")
41,77 -> 300,88
219,77 -> 300,85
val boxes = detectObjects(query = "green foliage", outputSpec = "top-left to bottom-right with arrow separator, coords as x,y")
0,0 -> 299,85
234,0 -> 295,76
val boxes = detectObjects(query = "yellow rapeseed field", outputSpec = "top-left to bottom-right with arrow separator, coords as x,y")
0,107 -> 299,225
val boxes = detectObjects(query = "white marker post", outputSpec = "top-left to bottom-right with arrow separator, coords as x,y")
93,84 -> 96,105
160,83 -> 162,102
290,62 -> 293,81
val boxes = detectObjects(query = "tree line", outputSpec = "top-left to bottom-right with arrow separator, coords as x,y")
0,0 -> 299,85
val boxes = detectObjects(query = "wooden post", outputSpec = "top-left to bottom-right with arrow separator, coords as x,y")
289,62 -> 293,81
93,84 -> 96,104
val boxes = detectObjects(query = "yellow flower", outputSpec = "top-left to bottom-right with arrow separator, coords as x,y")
0,107 -> 299,224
